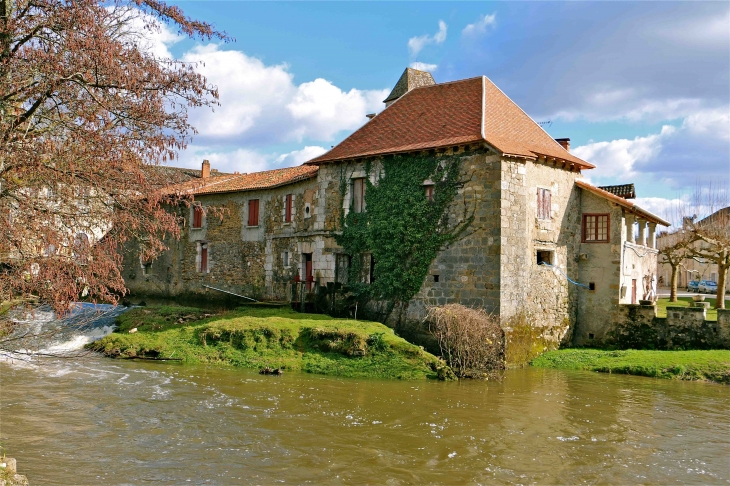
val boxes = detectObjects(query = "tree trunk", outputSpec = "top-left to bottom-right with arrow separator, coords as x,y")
715,263 -> 728,310
670,264 -> 679,302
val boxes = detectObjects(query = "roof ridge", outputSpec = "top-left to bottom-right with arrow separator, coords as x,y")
482,76 -> 575,160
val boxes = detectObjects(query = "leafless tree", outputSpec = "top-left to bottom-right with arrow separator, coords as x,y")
683,183 -> 730,309
0,0 -> 227,324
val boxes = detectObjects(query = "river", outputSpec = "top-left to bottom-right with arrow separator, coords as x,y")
1,311 -> 729,484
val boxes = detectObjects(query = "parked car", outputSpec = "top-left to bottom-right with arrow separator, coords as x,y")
687,280 -> 700,292
699,280 -> 718,294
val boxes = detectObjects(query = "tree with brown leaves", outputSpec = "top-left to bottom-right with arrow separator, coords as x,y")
0,0 -> 226,318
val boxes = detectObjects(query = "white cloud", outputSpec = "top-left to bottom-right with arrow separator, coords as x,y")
181,45 -> 387,145
287,79 -> 388,141
573,125 -> 675,180
462,13 -> 496,37
276,146 -> 327,167
409,62 -> 438,72
111,8 -> 183,59
682,107 -> 730,141
174,145 -> 272,174
408,20 -> 447,57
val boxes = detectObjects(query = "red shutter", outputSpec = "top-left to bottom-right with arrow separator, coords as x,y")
545,189 -> 551,219
193,206 -> 203,228
248,199 -> 259,226
285,194 -> 292,222
201,246 -> 208,273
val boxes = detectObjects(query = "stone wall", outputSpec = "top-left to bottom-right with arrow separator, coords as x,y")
123,176 -> 320,301
605,304 -> 730,349
499,158 -> 581,356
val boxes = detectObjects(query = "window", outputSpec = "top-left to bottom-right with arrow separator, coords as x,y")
335,254 -> 351,284
368,254 -> 376,283
424,185 -> 434,202
536,250 -> 553,265
582,214 -> 609,242
284,194 -> 293,223
142,262 -> 152,275
199,243 -> 208,273
283,251 -> 290,267
352,178 -> 366,213
248,199 -> 260,226
537,188 -> 551,220
192,206 -> 203,228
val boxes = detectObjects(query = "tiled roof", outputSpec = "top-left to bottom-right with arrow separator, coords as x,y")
598,183 -> 636,199
306,76 -> 594,170
576,180 -> 670,226
144,165 -> 229,187
164,165 -> 319,196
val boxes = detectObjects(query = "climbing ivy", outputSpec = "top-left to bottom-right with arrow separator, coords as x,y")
335,153 -> 472,304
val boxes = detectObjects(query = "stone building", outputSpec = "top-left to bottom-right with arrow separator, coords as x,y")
122,68 -> 669,351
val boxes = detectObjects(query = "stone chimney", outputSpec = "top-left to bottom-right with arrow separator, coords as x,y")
383,68 -> 436,107
202,159 -> 211,179
555,138 -> 570,151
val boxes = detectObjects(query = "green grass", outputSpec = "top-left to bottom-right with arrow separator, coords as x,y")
656,297 -> 724,321
531,348 -> 730,384
87,305 -> 449,380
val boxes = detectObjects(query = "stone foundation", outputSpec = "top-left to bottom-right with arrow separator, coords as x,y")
1,457 -> 29,486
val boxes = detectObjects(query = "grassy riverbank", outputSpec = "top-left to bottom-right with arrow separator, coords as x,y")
87,305 -> 449,380
531,349 -> 730,384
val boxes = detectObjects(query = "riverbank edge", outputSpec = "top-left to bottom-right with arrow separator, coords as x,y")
86,305 -> 455,380
530,349 -> 730,384
1,457 -> 29,486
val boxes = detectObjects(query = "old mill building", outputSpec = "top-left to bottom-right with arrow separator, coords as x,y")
123,68 -> 669,349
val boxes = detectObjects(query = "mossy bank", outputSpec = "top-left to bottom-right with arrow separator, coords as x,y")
87,305 -> 452,380
531,349 -> 730,384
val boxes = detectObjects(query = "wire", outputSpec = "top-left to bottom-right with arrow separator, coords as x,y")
625,244 -> 654,258
538,261 -> 591,289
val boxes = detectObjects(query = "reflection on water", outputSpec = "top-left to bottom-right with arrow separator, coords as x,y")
1,358 -> 729,485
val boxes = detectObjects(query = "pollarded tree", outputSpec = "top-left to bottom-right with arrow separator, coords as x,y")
684,186 -> 730,309
657,229 -> 691,302
0,0 -> 226,315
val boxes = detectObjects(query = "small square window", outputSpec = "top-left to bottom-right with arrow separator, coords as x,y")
589,282 -> 596,291
536,250 -> 554,265
433,274 -> 439,282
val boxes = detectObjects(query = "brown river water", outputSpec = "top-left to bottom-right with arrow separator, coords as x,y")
1,357 -> 729,485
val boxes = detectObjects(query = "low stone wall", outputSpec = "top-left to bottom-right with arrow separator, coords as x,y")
605,304 -> 730,350
1,457 -> 29,486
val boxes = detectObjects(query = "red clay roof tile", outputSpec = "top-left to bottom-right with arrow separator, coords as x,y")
165,165 -> 318,196
306,76 -> 594,170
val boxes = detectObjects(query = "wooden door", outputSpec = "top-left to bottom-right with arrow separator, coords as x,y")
304,253 -> 313,291
631,279 -> 637,304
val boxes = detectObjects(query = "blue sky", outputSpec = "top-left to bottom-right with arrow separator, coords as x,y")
151,1 -> 729,214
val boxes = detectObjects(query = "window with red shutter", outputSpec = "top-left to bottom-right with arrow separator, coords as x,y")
192,206 -> 203,228
537,188 -> 552,220
248,199 -> 259,226
285,194 -> 292,223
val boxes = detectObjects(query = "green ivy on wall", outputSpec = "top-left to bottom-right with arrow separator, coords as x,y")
335,153 -> 472,304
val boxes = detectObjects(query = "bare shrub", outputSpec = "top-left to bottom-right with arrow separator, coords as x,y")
426,304 -> 505,379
